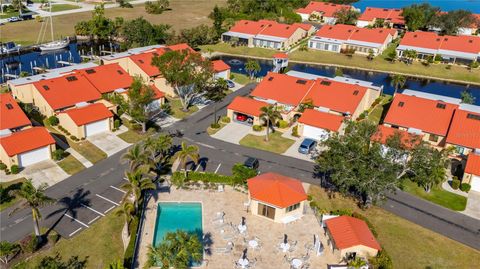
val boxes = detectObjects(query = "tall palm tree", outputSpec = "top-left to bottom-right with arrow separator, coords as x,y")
115,201 -> 135,236
144,134 -> 173,173
122,144 -> 148,171
244,59 -> 261,80
173,142 -> 199,178
10,180 -> 55,238
390,74 -> 406,95
146,231 -> 202,269
122,167 -> 155,211
260,105 -> 282,142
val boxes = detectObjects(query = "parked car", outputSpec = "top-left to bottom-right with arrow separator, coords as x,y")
244,157 -> 259,170
7,17 -> 20,23
226,80 -> 235,88
298,138 -> 317,154
236,114 -> 248,122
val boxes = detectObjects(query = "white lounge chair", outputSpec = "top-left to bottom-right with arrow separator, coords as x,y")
214,242 -> 233,254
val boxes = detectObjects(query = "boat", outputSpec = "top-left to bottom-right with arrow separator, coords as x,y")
37,0 -> 70,52
39,39 -> 69,51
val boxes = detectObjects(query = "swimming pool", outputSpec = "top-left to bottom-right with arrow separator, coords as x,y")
153,202 -> 203,247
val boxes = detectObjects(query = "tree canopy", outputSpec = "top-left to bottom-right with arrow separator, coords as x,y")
401,3 -> 439,31
431,10 -> 476,35
126,77 -> 156,133
121,18 -> 171,48
333,7 -> 360,25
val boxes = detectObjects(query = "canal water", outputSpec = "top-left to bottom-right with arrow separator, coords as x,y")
217,55 -> 480,105
353,0 -> 480,13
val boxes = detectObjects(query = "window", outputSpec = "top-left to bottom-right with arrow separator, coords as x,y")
332,44 -> 339,51
296,79 -> 307,85
309,41 -> 314,48
316,42 -> 322,49
436,103 -> 446,109
320,80 -> 331,86
429,134 -> 439,142
286,203 -> 300,213
85,69 -> 96,74
467,113 -> 480,120
258,203 -> 275,219
66,76 -> 78,82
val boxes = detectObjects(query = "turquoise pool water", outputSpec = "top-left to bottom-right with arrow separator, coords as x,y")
152,202 -> 203,247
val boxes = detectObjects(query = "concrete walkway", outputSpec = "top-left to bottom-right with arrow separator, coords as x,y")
87,131 -> 130,157
463,191 -> 480,220
65,148 -> 93,168
211,122 -> 252,144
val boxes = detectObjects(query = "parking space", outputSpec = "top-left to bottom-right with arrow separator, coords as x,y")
211,122 -> 252,144
51,184 -> 126,238
283,138 -> 316,162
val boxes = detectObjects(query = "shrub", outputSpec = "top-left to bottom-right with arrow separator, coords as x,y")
470,61 -> 480,69
10,165 -> 19,174
52,149 -> 65,161
446,65 -> 452,70
0,162 -> 6,171
292,125 -> 299,137
114,119 -> 121,129
210,123 -> 221,129
221,116 -> 231,123
231,163 -> 257,184
451,178 -> 460,190
47,116 -> 59,126
252,125 -> 263,132
277,120 -> 289,129
434,55 -> 443,62
171,171 -> 236,186
48,231 -> 61,244
145,0 -> 169,14
460,183 -> 471,192
20,235 -> 39,253
70,135 -> 78,141
369,250 -> 393,269
161,103 -> 172,115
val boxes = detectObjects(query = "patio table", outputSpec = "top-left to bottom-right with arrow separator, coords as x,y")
238,258 -> 249,268
291,258 -> 302,269
248,240 -> 258,249
238,224 -> 247,234
280,242 -> 290,253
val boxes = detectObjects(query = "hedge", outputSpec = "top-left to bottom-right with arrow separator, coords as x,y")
460,183 -> 471,193
252,125 -> 263,132
221,116 -> 231,123
123,196 -> 144,268
171,171 -> 239,187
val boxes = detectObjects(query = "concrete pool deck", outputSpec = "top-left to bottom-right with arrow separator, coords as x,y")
137,184 -> 342,268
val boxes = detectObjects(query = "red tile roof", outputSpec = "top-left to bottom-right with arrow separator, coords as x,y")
228,20 -> 308,39
33,74 -> 102,110
0,93 -> 31,130
151,85 -> 166,100
384,94 -> 458,136
315,24 -> 397,44
129,43 -> 195,77
358,7 -> 404,24
251,72 -> 315,106
296,1 -> 352,17
372,125 -> 423,149
298,109 -> 344,132
60,103 -> 113,126
247,172 -> 307,208
304,78 -> 368,115
229,20 -> 267,35
77,63 -> 133,94
446,109 -> 480,149
400,31 -> 480,54
227,96 -> 268,117
325,215 -> 381,251
273,52 -> 289,59
211,60 -> 230,72
292,23 -> 314,32
0,127 -> 55,156
465,153 -> 480,176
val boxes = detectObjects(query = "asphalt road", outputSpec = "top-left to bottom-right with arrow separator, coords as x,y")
1,84 -> 479,251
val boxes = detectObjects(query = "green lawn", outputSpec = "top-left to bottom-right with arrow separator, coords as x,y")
401,179 -> 467,211
0,178 -> 26,212
308,186 -> 480,269
0,11 -> 20,19
117,129 -> 149,143
14,211 -> 124,269
68,140 -> 107,164
43,4 -> 81,12
57,155 -> 85,175
367,95 -> 392,124
231,72 -> 256,85
207,122 -> 228,135
200,43 -> 480,84
239,131 -> 295,154
167,97 -> 199,119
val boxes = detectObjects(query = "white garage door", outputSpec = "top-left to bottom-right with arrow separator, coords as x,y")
215,70 -> 229,80
471,176 -> 480,192
303,125 -> 330,141
85,119 -> 109,137
18,146 -> 50,167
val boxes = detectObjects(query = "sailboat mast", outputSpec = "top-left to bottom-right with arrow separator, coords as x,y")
49,0 -> 54,42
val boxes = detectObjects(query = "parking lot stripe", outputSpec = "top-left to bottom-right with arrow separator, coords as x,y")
88,216 -> 100,224
64,213 -> 89,228
110,185 -> 126,194
104,205 -> 115,214
81,203 -> 105,217
214,163 -> 222,174
69,227 -> 82,237
96,194 -> 120,206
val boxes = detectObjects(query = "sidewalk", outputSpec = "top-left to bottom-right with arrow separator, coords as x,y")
51,132 -> 93,168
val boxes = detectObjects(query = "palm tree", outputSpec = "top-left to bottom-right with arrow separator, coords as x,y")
260,105 -> 282,142
146,231 -> 202,269
105,260 -> 124,269
122,144 -> 148,171
9,180 -> 55,238
244,59 -> 261,80
115,201 -> 136,236
144,134 -> 173,173
390,74 -> 406,94
122,167 -> 155,211
173,142 -> 199,178
347,257 -> 367,269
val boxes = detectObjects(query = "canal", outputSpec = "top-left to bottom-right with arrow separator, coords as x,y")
216,55 -> 480,105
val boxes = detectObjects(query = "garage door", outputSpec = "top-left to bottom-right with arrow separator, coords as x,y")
18,146 -> 50,167
471,176 -> 480,192
215,70 -> 228,80
85,119 -> 109,137
303,125 -> 330,141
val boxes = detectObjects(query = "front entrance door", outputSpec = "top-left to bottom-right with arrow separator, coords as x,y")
258,203 -> 276,220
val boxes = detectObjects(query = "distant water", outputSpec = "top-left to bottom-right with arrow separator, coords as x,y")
353,0 -> 480,13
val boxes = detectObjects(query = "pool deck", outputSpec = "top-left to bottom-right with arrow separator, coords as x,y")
137,184 -> 342,268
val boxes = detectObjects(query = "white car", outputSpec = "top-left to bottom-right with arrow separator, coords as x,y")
7,17 -> 20,22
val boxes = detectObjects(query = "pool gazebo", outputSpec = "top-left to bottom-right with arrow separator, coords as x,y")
247,172 -> 307,223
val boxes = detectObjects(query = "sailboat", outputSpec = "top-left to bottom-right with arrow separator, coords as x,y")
37,0 -> 69,51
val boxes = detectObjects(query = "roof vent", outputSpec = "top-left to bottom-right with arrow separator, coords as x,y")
85,69 -> 96,74
379,30 -> 383,33
296,79 -> 307,85
42,85 -> 49,90
152,52 -> 159,56
268,77 -> 274,81
466,113 -> 480,120
286,26 -> 290,29
444,38 -> 448,41
436,103 -> 446,109
138,59 -> 144,64
164,48 -> 172,51
320,80 -> 331,86
383,9 -> 389,11
329,26 -> 333,30
6,103 -> 14,110
398,101 -> 405,107
469,40 -> 473,43
66,76 -> 78,82
353,90 -> 359,96
436,38 -> 441,41
117,70 -> 124,75
414,34 -> 418,38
